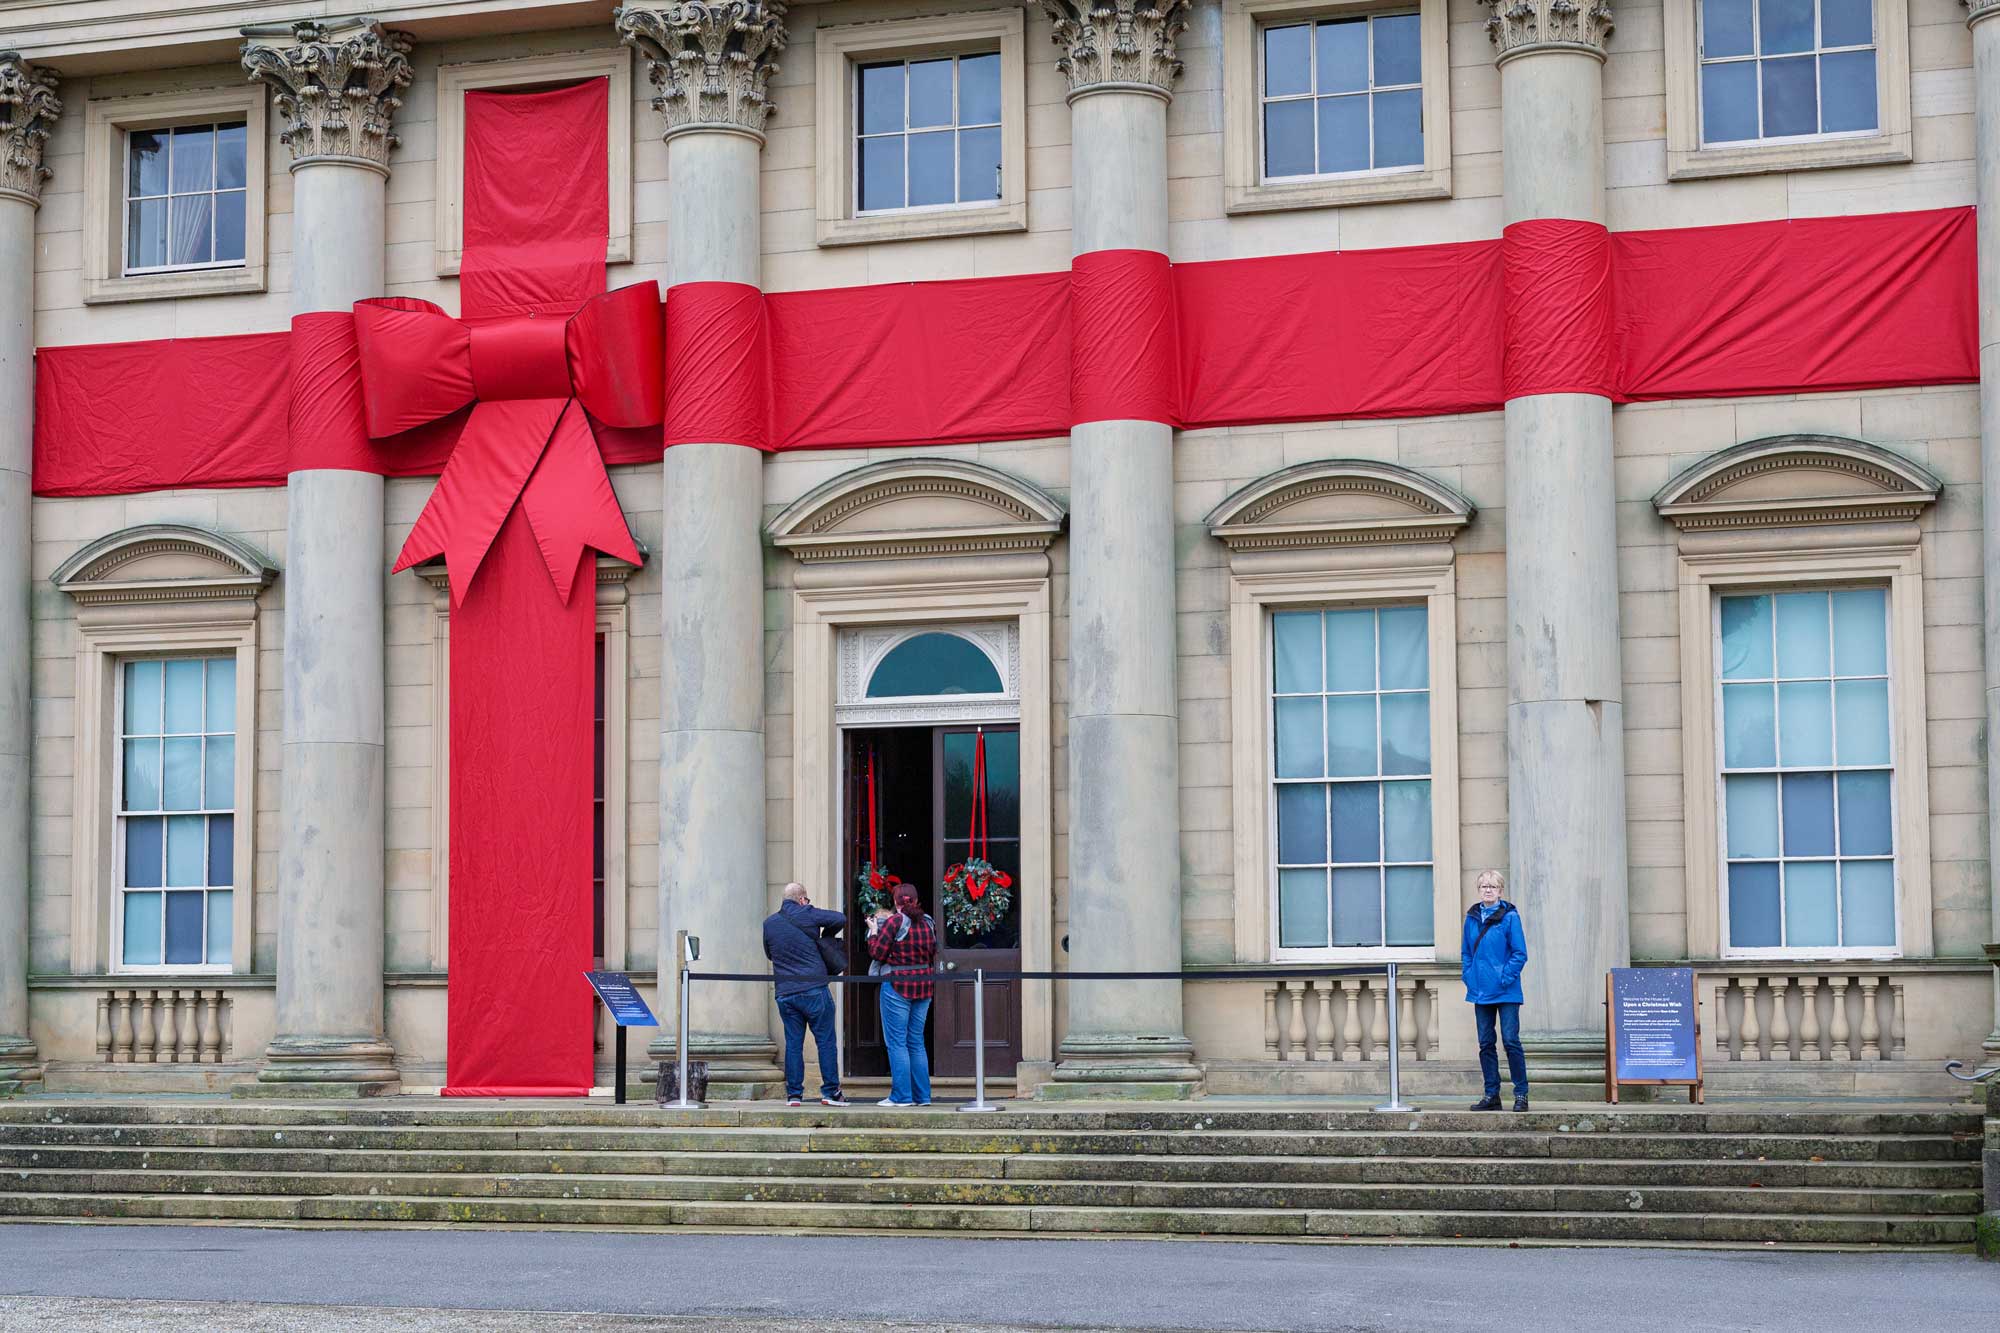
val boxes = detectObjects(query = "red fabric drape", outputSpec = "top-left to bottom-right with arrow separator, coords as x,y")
1071,249 -> 1180,427
460,81 -> 609,319
31,207 -> 1981,495
664,281 -> 769,449
1502,219 -> 1616,400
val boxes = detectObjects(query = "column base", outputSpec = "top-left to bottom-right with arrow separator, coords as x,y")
0,1034 -> 42,1097
1042,1034 -> 1204,1101
647,1032 -> 780,1101
1521,1032 -> 1608,1094
238,1035 -> 401,1098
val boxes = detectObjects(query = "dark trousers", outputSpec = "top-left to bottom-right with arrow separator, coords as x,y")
777,986 -> 840,1100
1475,1002 -> 1527,1100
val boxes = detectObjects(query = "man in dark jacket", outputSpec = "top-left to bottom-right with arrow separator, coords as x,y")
762,881 -> 847,1107
1461,868 -> 1530,1111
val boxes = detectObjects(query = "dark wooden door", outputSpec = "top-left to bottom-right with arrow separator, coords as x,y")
931,726 -> 1022,1079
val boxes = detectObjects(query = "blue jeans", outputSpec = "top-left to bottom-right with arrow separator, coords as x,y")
879,986 -> 932,1105
1475,1002 -> 1527,1101
777,987 -> 840,1101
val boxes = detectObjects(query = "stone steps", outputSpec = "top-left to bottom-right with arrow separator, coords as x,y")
0,1099 -> 1980,1248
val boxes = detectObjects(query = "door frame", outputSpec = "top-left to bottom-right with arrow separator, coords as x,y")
792,579 -> 1055,1067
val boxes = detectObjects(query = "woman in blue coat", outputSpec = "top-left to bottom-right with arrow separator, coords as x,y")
1461,868 -> 1529,1110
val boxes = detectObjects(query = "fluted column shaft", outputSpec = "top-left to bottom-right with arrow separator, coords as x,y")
618,3 -> 783,1084
1965,0 -> 2000,1055
1041,0 -> 1198,1095
0,53 -> 57,1093
243,20 -> 409,1092
1488,1 -> 1630,1078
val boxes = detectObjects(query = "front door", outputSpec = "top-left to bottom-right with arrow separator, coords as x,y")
840,724 -> 1022,1082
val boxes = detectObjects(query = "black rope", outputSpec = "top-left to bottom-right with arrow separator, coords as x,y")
687,964 -> 1395,984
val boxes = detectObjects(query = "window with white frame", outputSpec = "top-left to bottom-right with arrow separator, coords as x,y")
855,53 -> 1002,214
123,122 -> 248,276
1271,606 -> 1433,951
1259,13 -> 1422,181
1698,0 -> 1877,146
1716,588 -> 1896,954
116,657 -> 236,970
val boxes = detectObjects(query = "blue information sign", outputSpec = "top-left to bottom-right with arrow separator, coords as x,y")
585,971 -> 659,1028
1608,967 -> 1698,1083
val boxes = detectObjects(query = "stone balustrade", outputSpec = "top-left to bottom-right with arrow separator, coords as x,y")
1262,976 -> 1439,1063
1704,971 -> 1904,1063
93,988 -> 232,1065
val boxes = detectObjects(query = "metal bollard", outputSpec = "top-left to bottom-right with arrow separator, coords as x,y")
667,966 -> 701,1109
1372,961 -> 1415,1113
957,968 -> 1003,1113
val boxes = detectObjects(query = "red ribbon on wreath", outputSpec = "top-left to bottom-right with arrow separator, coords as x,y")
968,730 -> 988,899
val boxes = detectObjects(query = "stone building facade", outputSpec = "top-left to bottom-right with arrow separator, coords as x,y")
2,0 -> 1998,1098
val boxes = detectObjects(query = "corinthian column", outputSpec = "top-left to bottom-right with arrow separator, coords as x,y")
617,2 -> 784,1094
1036,0 -> 1200,1098
241,19 -> 410,1095
0,53 -> 57,1096
1966,0 -> 2000,1062
1485,0 -> 1629,1087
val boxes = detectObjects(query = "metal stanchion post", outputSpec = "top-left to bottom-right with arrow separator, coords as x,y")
669,965 -> 701,1109
1373,961 -> 1415,1113
958,969 -> 1002,1113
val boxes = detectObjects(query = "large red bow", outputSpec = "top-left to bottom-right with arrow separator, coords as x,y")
353,282 -> 662,605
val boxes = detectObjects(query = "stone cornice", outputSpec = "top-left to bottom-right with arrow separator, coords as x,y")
1205,459 -> 1476,553
1034,0 -> 1190,100
1482,0 -> 1616,63
1652,435 -> 1941,532
0,51 -> 60,207
241,18 -> 412,174
51,523 -> 279,606
1967,0 -> 2000,26
614,2 -> 787,143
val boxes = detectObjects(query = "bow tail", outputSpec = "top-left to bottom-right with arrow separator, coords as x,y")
392,398 -> 568,606
518,399 -> 643,605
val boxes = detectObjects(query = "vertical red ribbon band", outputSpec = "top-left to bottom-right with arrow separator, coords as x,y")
1501,218 -> 1617,401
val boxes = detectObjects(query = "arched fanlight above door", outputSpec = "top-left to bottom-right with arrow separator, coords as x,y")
838,623 -> 1020,726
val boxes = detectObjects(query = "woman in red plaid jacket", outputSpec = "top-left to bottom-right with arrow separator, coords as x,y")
866,882 -> 938,1106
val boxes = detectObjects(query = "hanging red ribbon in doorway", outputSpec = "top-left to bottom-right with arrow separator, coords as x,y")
941,728 -> 1011,938
856,746 -> 900,916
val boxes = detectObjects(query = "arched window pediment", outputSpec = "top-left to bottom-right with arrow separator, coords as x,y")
768,457 -> 1066,565
52,524 -> 278,607
1652,435 -> 1941,532
1204,459 -> 1475,552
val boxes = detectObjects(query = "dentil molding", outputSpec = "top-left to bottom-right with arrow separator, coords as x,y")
0,51 -> 60,207
241,18 -> 413,173
1482,0 -> 1616,62
614,2 -> 788,142
1035,0 -> 1191,99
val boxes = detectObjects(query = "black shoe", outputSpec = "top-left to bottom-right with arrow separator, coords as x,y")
1513,1096 -> 1530,1112
1470,1096 -> 1502,1111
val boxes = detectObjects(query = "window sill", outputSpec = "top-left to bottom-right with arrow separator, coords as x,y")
84,264 -> 265,306
1667,132 -> 1911,182
1225,167 -> 1450,215
816,201 -> 1027,248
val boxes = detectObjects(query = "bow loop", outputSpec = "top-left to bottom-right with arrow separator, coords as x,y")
568,281 -> 663,427
354,298 -> 475,438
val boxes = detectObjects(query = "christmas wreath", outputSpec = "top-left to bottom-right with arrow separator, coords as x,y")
856,861 -> 900,917
942,857 -> 1013,937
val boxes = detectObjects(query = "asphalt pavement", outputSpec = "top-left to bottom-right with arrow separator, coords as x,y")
2,1224 -> 1996,1332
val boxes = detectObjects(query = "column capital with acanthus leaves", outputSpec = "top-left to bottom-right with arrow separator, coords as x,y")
1482,0 -> 1616,63
1967,0 -> 2000,28
0,51 -> 60,208
614,2 -> 788,143
241,18 -> 413,173
1033,0 -> 1191,100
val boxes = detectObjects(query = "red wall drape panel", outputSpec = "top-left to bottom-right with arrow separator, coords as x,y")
1071,249 -> 1180,427
31,207 -> 1980,496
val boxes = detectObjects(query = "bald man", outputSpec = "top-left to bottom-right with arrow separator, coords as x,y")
762,882 -> 847,1107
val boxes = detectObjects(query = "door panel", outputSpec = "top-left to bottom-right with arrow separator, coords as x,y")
932,726 -> 1022,1078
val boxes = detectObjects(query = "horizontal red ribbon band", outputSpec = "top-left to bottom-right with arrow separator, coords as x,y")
30,207 -> 1978,497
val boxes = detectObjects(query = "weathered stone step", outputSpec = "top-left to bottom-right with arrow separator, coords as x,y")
0,1122 -> 1974,1162
0,1144 -> 1978,1191
0,1191 -> 1974,1246
4,1167 -> 1977,1218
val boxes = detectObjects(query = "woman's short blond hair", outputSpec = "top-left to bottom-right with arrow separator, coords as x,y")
1475,869 -> 1506,892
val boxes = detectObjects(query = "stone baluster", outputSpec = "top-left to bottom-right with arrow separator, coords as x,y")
1799,976 -> 1822,1061
177,991 -> 200,1064
93,995 -> 111,1061
1368,982 -> 1388,1060
618,1 -> 786,1094
1313,982 -> 1336,1062
1262,986 -> 1279,1059
1398,980 -> 1417,1062
155,992 -> 180,1064
1890,981 -> 1906,1058
1859,977 -> 1882,1061
111,991 -> 134,1063
198,992 -> 224,1063
0,53 -> 58,1094
1485,0 -> 1629,1089
1424,983 -> 1439,1061
1285,982 -> 1307,1062
1739,980 -> 1762,1061
1831,978 -> 1853,1060
1769,977 -> 1792,1060
243,18 -> 409,1096
134,991 -> 157,1064
1341,980 -> 1363,1062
